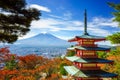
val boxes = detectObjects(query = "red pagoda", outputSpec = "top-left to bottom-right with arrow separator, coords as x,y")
64,10 -> 118,80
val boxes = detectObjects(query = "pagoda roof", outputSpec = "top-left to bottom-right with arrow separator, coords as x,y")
67,46 -> 110,51
68,35 -> 106,42
64,66 -> 117,78
65,56 -> 113,63
76,35 -> 105,39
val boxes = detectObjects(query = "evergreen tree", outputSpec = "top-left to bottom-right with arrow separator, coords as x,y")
108,2 -> 120,27
107,3 -> 120,44
60,63 -> 68,75
106,3 -> 120,79
0,0 -> 41,43
5,55 -> 18,70
107,32 -> 120,44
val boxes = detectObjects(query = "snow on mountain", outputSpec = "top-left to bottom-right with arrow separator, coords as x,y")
16,33 -> 71,47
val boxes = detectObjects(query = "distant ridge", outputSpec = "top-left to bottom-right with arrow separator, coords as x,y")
16,33 -> 71,47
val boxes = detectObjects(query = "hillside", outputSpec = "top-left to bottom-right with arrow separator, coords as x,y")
16,33 -> 71,47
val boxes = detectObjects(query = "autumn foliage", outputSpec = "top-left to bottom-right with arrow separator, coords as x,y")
18,54 -> 46,69
98,50 -> 120,79
0,47 -> 71,80
0,47 -> 16,63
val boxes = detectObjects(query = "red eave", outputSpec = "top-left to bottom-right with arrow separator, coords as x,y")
68,37 -> 78,42
68,36 -> 106,42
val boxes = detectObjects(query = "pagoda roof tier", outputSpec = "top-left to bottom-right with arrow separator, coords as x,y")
64,66 -> 117,78
67,46 -> 110,51
68,35 -> 106,42
65,56 -> 113,63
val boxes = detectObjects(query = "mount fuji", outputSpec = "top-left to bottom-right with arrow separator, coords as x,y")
16,33 -> 72,47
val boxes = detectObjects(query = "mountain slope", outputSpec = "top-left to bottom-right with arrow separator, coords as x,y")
16,33 -> 71,47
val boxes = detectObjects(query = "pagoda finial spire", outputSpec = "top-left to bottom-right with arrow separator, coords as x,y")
84,9 -> 89,35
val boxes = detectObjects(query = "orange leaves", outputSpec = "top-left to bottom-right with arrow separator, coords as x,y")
11,75 -> 36,80
107,56 -> 116,60
46,73 -> 60,80
0,55 -> 67,80
7,70 -> 19,75
0,70 -> 18,75
0,47 -> 71,80
0,69 -> 19,80
107,54 -> 120,63
102,50 -> 120,76
0,47 -> 10,63
0,47 -> 17,63
18,54 -> 45,69
0,47 -> 10,53
37,65 -> 46,72
0,69 -> 38,80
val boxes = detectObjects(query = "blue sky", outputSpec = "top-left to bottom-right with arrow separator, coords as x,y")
20,0 -> 120,40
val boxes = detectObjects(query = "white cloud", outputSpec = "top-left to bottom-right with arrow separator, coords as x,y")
91,17 -> 118,27
31,18 -> 84,32
57,36 -> 73,40
49,15 -> 64,19
29,4 -> 51,12
31,17 -> 116,32
29,15 -> 119,40
49,11 -> 73,20
72,21 -> 83,26
31,18 -> 63,29
88,27 -> 111,36
95,41 -> 115,46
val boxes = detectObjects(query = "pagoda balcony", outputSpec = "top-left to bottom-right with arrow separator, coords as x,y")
76,44 -> 98,47
74,65 -> 100,70
73,63 -> 100,70
76,55 -> 98,58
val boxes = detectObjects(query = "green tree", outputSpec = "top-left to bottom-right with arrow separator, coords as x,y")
107,32 -> 120,44
108,2 -> 120,27
107,3 -> 120,44
66,50 -> 75,57
5,55 -> 18,70
103,50 -> 120,80
60,63 -> 68,76
0,0 -> 41,43
96,51 -> 108,59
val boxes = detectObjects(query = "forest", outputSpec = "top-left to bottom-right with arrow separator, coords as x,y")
0,47 -> 73,80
